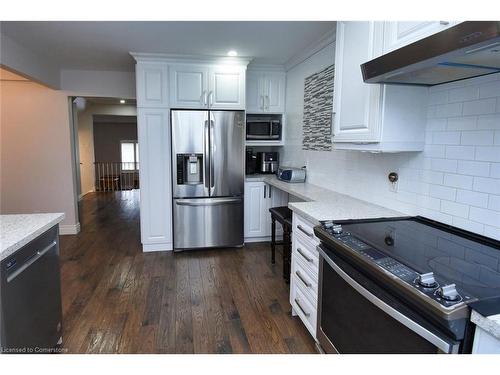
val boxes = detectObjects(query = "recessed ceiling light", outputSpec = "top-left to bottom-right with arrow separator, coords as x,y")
120,99 -> 125,104
227,50 -> 238,57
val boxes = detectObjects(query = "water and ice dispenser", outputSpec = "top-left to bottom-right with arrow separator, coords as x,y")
176,153 -> 203,185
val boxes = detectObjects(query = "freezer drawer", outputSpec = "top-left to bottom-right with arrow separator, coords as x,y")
173,197 -> 244,250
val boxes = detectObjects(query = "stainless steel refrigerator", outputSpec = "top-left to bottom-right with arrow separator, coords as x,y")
171,110 -> 245,250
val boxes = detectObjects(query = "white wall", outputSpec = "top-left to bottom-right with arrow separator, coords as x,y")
61,70 -> 136,99
0,80 -> 79,232
282,45 -> 500,241
77,103 -> 137,196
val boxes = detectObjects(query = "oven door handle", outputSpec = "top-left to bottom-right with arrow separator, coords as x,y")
319,248 -> 459,354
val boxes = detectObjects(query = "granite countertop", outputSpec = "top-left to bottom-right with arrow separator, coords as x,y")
261,175 -> 404,224
471,310 -> 500,340
0,213 -> 65,261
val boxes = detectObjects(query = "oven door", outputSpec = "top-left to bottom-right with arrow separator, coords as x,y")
317,245 -> 461,354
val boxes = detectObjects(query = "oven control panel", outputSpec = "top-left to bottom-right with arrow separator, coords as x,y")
320,221 -> 474,308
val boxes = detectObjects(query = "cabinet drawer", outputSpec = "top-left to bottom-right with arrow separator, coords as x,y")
293,214 -> 319,245
292,256 -> 318,304
291,282 -> 317,338
293,232 -> 319,275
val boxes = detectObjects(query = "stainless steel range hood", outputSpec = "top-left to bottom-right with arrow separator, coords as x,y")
361,21 -> 500,86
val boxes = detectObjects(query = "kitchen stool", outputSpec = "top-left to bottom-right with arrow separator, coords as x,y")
269,206 -> 293,283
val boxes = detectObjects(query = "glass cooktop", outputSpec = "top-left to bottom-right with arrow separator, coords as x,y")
339,217 -> 500,300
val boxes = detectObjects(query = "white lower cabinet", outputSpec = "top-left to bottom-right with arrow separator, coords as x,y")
244,181 -> 288,241
290,213 -> 320,339
472,326 -> 500,354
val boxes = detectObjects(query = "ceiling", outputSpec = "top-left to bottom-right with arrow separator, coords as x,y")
0,21 -> 335,72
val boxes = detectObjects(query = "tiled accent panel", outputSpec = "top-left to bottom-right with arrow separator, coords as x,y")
282,64 -> 500,240
302,64 -> 334,151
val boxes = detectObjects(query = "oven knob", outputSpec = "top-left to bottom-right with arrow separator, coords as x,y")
417,272 -> 438,288
332,224 -> 343,234
438,284 -> 460,301
323,220 -> 334,229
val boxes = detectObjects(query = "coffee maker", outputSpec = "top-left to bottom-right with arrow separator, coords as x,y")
256,152 -> 279,174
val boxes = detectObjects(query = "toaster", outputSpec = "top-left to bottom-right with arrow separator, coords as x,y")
277,167 -> 306,183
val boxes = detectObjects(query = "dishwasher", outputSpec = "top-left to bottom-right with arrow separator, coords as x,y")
0,225 -> 63,353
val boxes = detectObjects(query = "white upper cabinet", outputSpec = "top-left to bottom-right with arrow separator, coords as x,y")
169,64 -> 209,108
332,21 -> 428,152
246,70 -> 286,113
333,21 -> 384,143
136,63 -> 169,108
169,64 -> 245,109
383,21 -> 460,54
208,66 -> 246,110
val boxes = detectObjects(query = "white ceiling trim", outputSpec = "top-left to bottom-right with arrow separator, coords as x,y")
130,52 -> 253,66
284,28 -> 336,71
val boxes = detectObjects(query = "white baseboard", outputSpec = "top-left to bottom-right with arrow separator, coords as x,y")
143,242 -> 173,252
59,222 -> 81,235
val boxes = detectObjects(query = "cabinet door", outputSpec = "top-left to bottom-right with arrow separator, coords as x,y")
137,108 -> 173,250
208,66 -> 246,110
333,21 -> 384,143
264,72 -> 286,113
244,181 -> 268,238
246,71 -> 264,113
169,64 -> 209,108
136,63 -> 169,108
383,21 -> 459,54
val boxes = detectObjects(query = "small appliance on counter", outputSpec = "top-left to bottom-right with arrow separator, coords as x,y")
256,152 -> 279,174
277,166 -> 306,183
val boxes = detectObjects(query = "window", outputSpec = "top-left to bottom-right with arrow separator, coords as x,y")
121,141 -> 139,171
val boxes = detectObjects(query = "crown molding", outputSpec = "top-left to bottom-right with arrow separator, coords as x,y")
130,52 -> 253,66
247,63 -> 286,72
284,28 -> 336,71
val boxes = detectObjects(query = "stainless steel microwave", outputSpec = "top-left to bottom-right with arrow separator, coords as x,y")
246,116 -> 282,141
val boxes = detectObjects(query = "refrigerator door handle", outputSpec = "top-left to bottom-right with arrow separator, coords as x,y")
204,119 -> 210,191
210,119 -> 215,190
175,197 -> 242,206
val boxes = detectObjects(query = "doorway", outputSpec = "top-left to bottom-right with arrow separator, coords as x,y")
70,96 -> 138,228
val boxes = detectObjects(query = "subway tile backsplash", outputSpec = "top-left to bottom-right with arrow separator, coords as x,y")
282,72 -> 500,240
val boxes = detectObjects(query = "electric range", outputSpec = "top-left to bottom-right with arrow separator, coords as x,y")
314,216 -> 500,354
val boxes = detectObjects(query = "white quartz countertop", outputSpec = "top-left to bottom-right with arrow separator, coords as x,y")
261,175 -> 404,224
471,310 -> 500,340
0,213 -> 65,261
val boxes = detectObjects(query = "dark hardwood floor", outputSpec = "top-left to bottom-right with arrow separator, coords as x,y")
58,190 -> 316,353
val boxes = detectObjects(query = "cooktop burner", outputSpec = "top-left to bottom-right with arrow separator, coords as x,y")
318,217 -> 500,308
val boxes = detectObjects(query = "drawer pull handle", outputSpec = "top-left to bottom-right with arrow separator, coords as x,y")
296,271 -> 311,287
297,224 -> 313,238
294,298 -> 310,317
297,248 -> 313,262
